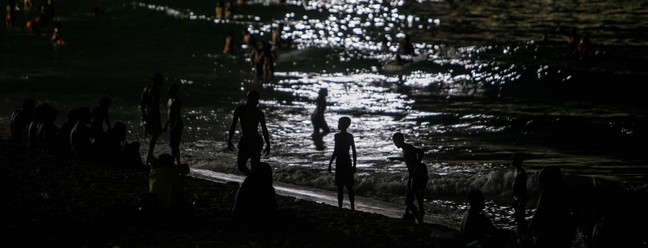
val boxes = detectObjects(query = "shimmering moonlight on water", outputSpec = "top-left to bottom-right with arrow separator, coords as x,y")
2,0 -> 648,234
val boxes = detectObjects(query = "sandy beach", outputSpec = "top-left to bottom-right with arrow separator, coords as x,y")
0,140 -> 461,248
3,0 -> 648,247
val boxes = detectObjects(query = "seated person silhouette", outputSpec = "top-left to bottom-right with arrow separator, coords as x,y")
36,103 -> 59,152
105,122 -> 145,170
70,107 -> 94,159
148,153 -> 190,222
526,167 -> 577,248
10,98 -> 35,144
461,189 -> 516,248
232,162 -> 277,223
57,108 -> 78,156
25,103 -> 48,150
589,193 -> 640,248
90,96 -> 112,145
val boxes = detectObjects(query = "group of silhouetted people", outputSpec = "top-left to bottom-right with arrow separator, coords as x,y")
458,153 -> 640,248
6,0 -> 60,43
9,71 -> 636,246
224,87 -> 640,248
9,96 -> 145,169
225,89 -> 430,225
221,21 -> 295,83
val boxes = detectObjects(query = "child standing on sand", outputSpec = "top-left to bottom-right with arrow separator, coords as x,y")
328,117 -> 357,210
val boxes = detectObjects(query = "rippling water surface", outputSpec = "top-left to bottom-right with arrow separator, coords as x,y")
2,0 -> 648,234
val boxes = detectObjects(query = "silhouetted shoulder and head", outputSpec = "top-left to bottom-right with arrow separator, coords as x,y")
468,189 -> 485,211
337,116 -> 351,131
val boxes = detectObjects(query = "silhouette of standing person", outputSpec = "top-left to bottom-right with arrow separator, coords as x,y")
5,0 -> 15,27
252,41 -> 275,82
527,167 -> 576,248
140,73 -> 164,163
271,23 -> 284,49
511,153 -> 528,240
223,29 -> 235,54
242,30 -> 256,50
215,1 -> 224,20
10,98 -> 35,144
398,34 -> 415,55
39,0 -> 54,26
328,117 -> 357,210
311,88 -> 330,136
381,37 -> 390,54
164,83 -> 183,165
227,90 -> 270,176
392,132 -> 424,223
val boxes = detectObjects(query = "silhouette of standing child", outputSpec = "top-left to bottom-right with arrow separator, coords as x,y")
164,83 -> 183,165
392,132 -> 425,223
311,88 -> 330,136
328,117 -> 357,210
511,153 -> 528,240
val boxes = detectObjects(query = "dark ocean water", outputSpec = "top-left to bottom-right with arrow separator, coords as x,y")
2,0 -> 647,242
